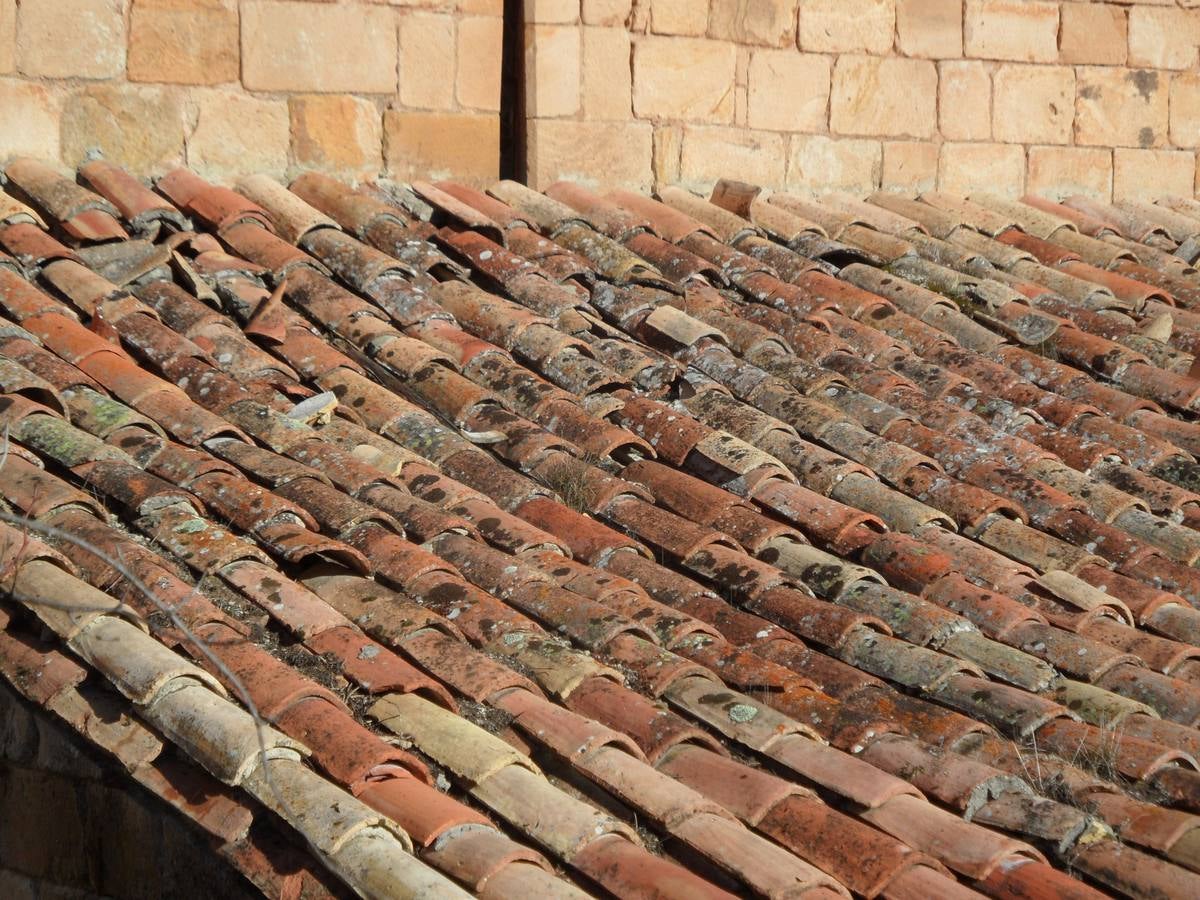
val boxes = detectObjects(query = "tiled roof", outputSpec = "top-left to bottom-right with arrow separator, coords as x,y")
5,158 -> 1200,898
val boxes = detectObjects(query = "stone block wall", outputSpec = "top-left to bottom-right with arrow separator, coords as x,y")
0,679 -> 256,899
1,1 -> 1199,200
525,0 -> 1200,200
0,0 -> 504,184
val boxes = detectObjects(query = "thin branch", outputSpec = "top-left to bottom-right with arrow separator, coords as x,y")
0,507 -> 304,836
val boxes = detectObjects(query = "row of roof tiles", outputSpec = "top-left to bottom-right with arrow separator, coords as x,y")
5,155 -> 1200,897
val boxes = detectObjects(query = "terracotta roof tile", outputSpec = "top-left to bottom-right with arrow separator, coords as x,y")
11,165 -> 1200,896
4,159 -> 126,244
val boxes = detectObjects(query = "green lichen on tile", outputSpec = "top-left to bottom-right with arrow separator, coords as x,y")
63,387 -> 148,436
727,703 -> 759,723
16,413 -> 133,467
171,518 -> 208,535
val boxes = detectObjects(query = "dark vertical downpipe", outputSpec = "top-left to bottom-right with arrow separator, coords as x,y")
499,0 -> 526,182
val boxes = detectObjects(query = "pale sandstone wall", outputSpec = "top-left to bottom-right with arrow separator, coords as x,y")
0,0 -> 503,183
1,0 -> 1199,201
526,0 -> 1200,201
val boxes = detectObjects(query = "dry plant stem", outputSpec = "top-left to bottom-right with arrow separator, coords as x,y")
0,506 -> 309,849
